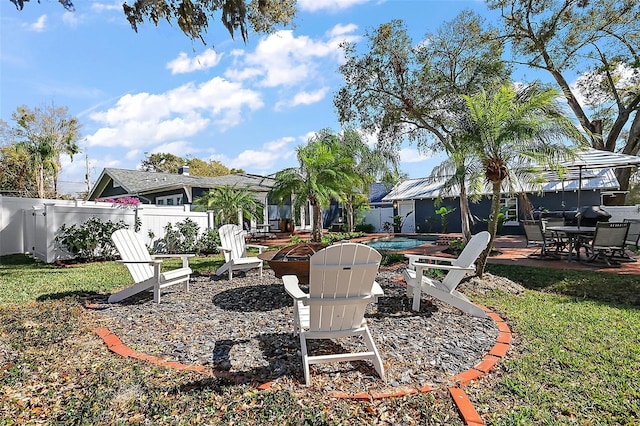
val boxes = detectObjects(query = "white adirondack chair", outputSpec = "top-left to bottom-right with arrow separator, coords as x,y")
215,224 -> 267,280
283,243 -> 385,385
109,229 -> 194,304
403,231 -> 490,318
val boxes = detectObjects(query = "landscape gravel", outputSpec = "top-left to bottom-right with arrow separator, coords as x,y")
94,265 -> 516,395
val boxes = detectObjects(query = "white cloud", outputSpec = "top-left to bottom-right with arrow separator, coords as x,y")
277,87 -> 328,109
228,28 -> 356,88
298,0 -> 371,12
400,147 -> 431,164
25,15 -> 47,32
125,149 -> 141,160
167,49 -> 222,75
86,77 -> 264,148
62,11 -> 80,27
223,136 -> 298,172
328,23 -> 359,38
150,141 -> 194,155
91,1 -> 124,12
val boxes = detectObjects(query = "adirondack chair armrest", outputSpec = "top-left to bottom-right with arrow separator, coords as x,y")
405,254 -> 454,266
246,244 -> 268,254
282,274 -> 308,300
116,259 -> 163,265
372,281 -> 384,297
413,262 -> 475,273
217,246 -> 232,253
152,254 -> 194,267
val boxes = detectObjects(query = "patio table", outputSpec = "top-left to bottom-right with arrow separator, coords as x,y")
547,226 -> 596,261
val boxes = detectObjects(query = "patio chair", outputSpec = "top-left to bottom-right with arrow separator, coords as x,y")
283,243 -> 385,385
623,218 -> 640,250
403,231 -> 490,318
584,221 -> 630,265
522,220 -> 563,258
109,229 -> 194,304
215,224 -> 267,280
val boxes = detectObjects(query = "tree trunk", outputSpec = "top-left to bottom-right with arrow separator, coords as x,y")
346,195 -> 354,232
476,181 -> 502,277
311,201 -> 323,242
458,183 -> 472,243
36,165 -> 45,199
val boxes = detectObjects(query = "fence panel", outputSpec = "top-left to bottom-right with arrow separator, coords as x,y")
364,207 -> 394,233
1,197 -> 216,262
137,207 -> 210,246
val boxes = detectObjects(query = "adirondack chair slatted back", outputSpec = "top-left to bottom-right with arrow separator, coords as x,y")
112,229 -> 154,283
308,243 -> 381,332
592,222 -> 629,250
441,231 -> 490,292
218,224 -> 248,262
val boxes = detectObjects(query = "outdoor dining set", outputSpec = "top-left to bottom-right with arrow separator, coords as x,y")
521,216 -> 640,266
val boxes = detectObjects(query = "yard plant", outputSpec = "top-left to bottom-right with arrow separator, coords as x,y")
0,254 -> 638,424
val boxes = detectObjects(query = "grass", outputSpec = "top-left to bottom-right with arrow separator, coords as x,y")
0,254 -> 639,424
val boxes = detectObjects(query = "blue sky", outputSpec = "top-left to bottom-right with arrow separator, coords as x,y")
2,0 -> 499,196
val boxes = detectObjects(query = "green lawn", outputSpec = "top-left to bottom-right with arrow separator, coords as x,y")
0,254 -> 638,424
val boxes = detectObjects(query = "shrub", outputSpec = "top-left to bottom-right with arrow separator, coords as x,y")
355,223 -> 375,233
55,218 -> 129,262
447,238 -> 465,255
321,231 -> 365,245
197,229 -> 220,255
154,218 -> 200,254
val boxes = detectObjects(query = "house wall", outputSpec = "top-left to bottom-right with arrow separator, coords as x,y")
411,189 -> 611,235
97,180 -> 128,199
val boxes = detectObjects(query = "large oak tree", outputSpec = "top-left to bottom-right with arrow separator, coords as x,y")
9,0 -> 296,45
488,0 -> 640,204
335,12 -> 509,240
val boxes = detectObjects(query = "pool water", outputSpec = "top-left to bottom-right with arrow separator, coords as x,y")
365,235 -> 437,251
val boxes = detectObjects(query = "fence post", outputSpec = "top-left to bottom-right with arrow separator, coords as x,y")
44,203 -> 56,263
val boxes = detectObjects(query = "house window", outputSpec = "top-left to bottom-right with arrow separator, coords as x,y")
500,196 -> 518,225
156,195 -> 183,206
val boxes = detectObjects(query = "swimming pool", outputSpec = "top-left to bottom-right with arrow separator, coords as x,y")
365,235 -> 437,251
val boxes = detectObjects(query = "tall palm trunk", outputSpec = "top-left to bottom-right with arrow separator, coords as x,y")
476,181 -> 502,276
311,200 -> 323,242
346,195 -> 354,232
459,183 -> 472,242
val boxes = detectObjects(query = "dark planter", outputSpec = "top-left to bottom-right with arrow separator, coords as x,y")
258,243 -> 328,284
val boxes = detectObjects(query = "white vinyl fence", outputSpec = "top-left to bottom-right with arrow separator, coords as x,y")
363,207 -> 394,233
0,196 -> 214,263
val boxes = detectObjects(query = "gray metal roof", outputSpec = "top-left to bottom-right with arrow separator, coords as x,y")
383,168 -> 619,201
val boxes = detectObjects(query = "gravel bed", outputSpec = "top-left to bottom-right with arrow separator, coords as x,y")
94,266 -> 504,395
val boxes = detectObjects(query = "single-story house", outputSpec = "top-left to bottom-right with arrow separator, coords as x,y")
88,166 -> 275,206
381,168 -> 621,234
87,167 -> 306,230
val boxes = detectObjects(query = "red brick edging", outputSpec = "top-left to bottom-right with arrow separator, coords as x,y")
90,303 -> 512,425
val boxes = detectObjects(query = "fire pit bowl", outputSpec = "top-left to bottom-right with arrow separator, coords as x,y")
258,243 -> 328,284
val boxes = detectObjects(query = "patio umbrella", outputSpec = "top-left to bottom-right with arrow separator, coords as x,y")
543,148 -> 640,226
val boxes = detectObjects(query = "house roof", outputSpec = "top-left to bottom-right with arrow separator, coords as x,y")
87,168 -> 275,201
382,168 -> 620,201
368,182 -> 392,204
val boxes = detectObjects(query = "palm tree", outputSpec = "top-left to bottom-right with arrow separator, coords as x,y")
193,185 -> 261,227
12,104 -> 81,198
335,129 -> 401,232
429,134 -> 484,242
461,82 -> 585,275
271,130 -> 358,242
